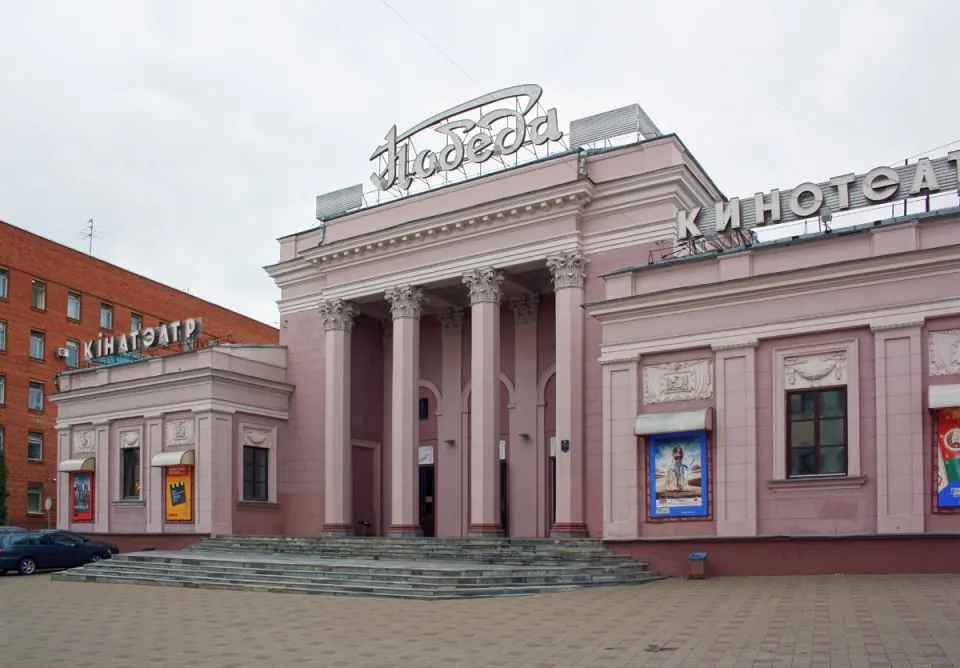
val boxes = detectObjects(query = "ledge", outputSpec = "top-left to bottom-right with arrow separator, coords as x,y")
604,531 -> 960,543
767,475 -> 867,492
235,501 -> 281,512
112,500 -> 145,507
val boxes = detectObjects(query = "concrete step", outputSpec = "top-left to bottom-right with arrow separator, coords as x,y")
52,567 -> 664,599
78,559 -> 655,587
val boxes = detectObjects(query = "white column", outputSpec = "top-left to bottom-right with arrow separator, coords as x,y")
319,298 -> 357,536
463,267 -> 505,536
547,250 -> 589,537
385,285 -> 425,536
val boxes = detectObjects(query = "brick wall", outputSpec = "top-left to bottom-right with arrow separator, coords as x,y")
0,220 -> 279,528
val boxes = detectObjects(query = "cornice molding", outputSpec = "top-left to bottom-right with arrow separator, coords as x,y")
598,297 -> 960,359
55,399 -> 289,429
587,246 -> 960,325
869,319 -> 925,332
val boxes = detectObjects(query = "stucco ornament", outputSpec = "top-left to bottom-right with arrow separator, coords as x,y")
165,418 -> 196,447
929,329 -> 960,376
643,360 -> 714,404
546,250 -> 588,290
319,298 -> 357,331
120,430 -> 140,448
783,352 -> 847,386
384,285 -> 426,320
73,429 -> 96,454
439,308 -> 464,337
242,427 -> 270,447
462,267 -> 505,304
510,294 -> 539,325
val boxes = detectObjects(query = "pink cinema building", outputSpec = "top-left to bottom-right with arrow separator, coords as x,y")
52,87 -> 960,576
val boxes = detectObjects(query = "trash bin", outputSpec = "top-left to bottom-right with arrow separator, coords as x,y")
688,552 -> 708,579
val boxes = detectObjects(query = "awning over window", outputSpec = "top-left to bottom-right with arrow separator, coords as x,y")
634,407 -> 714,437
150,449 -> 196,468
58,457 -> 96,473
930,384 -> 960,409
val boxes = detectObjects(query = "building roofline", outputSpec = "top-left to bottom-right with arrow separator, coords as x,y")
0,219 -> 278,331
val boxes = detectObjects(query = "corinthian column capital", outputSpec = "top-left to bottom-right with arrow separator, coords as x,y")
384,285 -> 425,320
546,250 -> 589,290
319,298 -> 357,332
462,267 -> 505,305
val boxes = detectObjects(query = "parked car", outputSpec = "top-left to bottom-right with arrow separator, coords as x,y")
39,530 -> 119,555
0,530 -> 113,575
0,526 -> 26,534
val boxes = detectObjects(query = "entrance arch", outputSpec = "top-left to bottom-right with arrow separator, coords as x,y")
537,364 -> 557,536
418,380 -> 442,537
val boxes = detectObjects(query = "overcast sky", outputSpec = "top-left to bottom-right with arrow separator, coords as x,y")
1,1 -> 958,326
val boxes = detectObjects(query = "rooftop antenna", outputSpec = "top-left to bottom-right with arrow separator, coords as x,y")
80,218 -> 102,255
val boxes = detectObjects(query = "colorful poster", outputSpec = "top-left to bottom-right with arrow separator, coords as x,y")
649,431 -> 709,519
936,409 -> 960,508
71,472 -> 94,522
165,464 -> 193,522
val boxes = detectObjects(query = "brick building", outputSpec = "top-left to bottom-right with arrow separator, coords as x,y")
0,219 -> 278,528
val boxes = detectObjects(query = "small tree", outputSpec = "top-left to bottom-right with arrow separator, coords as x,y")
0,447 -> 9,526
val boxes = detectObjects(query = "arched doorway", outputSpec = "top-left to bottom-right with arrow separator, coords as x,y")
418,380 -> 441,537
540,370 -> 557,535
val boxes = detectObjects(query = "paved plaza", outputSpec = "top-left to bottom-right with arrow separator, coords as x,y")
2,573 -> 960,667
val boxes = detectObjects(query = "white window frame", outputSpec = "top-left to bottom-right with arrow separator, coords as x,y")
27,431 -> 43,461
29,330 -> 44,360
237,422 -> 278,504
120,439 -> 141,500
131,313 -> 143,331
0,425 -> 5,454
65,339 -> 80,368
100,303 -> 113,330
31,279 -> 46,310
0,267 -> 7,299
28,381 -> 44,411
26,483 -> 43,515
0,320 -> 6,351
0,374 -> 5,405
771,338 -> 861,481
67,291 -> 81,320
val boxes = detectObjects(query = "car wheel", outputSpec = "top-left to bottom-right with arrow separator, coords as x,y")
89,553 -> 102,564
18,557 -> 37,575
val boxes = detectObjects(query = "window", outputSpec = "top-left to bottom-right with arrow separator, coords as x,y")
31,279 -> 46,310
131,313 -> 143,331
100,303 -> 113,329
28,381 -> 44,411
0,375 -> 4,405
27,484 -> 43,514
418,397 -> 429,421
0,426 -> 4,454
65,339 -> 80,368
0,320 -> 5,351
787,388 -> 847,477
242,446 -> 269,502
0,268 -> 7,299
27,431 -> 43,461
29,330 -> 44,359
67,292 -> 81,320
121,446 -> 140,499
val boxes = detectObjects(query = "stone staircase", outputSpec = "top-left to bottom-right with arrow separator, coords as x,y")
52,537 -> 663,599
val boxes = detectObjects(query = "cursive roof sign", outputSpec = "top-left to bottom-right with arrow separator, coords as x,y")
369,84 -> 563,193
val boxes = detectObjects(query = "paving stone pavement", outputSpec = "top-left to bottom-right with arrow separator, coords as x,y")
3,573 -> 960,667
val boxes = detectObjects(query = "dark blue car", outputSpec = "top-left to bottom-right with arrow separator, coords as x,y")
0,530 -> 114,575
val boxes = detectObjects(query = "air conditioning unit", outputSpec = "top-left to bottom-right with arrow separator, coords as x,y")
55,347 -> 70,358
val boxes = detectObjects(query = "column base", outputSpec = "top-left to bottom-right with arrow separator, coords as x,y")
387,524 -> 423,537
321,523 -> 354,537
467,523 -> 504,537
550,522 -> 589,538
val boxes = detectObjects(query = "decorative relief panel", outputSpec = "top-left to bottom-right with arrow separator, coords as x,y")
783,351 -> 847,388
930,329 -> 960,376
73,429 -> 96,455
119,430 -> 140,449
242,426 -> 271,447
643,360 -> 714,405
165,418 -> 196,447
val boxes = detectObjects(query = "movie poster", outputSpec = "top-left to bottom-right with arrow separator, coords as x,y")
648,431 -> 709,519
936,408 -> 960,509
164,464 -> 193,522
71,471 -> 94,522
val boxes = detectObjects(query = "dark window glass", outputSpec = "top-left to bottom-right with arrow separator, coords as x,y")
242,446 -> 269,502
121,448 -> 140,499
787,388 -> 847,477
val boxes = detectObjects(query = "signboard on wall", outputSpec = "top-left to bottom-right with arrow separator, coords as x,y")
164,465 -> 194,522
71,472 -> 94,522
83,317 -> 203,364
936,409 -> 960,509
648,431 -> 709,519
